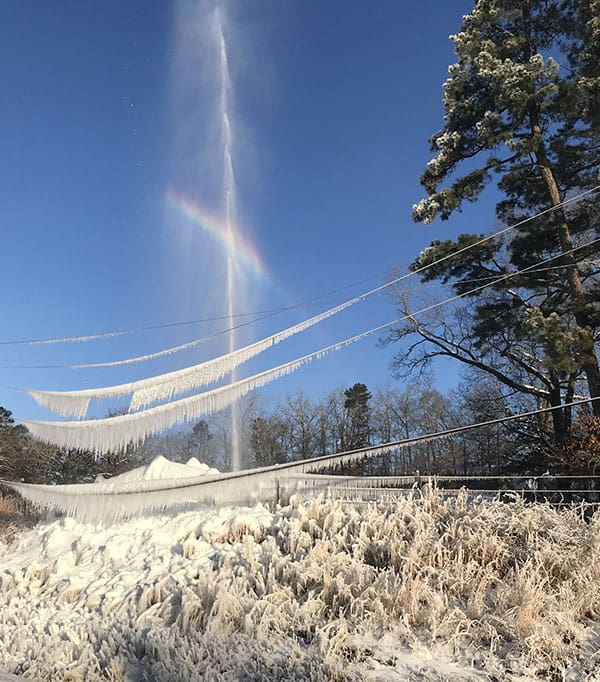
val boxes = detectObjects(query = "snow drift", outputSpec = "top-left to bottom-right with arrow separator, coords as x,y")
2,486 -> 600,680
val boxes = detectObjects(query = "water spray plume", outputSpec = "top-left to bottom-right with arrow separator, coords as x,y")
166,0 -> 251,470
214,4 -> 242,471
166,190 -> 267,281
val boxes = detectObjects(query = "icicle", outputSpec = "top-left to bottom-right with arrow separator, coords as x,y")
25,296 -> 362,419
129,297 -> 360,411
27,390 -> 92,420
20,348 -> 329,452
1,441 -> 412,523
26,383 -> 137,419
21,320 -> 394,454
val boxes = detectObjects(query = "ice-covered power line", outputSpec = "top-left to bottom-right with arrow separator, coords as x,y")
2,185 -> 598,348
24,295 -> 364,419
20,324 -> 388,452
6,396 -> 599,522
18,239 -> 598,452
0,300 -> 354,370
5,256 -> 599,371
0,279 -> 377,348
16,188 -> 600,416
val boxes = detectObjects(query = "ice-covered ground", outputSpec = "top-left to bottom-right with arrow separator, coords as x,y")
2,458 -> 600,680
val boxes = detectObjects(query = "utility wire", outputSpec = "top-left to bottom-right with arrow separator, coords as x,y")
2,184 -> 599,348
308,395 -> 600,468
8,251 -> 598,370
0,275 -> 379,346
450,260 -> 600,286
11,236 -> 598,411
2,186 -> 599,374
13,396 -> 599,495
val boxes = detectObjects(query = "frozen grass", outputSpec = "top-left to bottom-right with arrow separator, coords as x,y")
0,493 -> 38,546
1,488 -> 600,680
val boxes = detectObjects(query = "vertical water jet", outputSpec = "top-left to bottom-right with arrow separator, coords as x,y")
215,7 -> 241,470
169,0 -> 249,470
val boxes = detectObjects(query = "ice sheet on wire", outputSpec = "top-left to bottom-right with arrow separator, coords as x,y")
25,296 -> 362,419
20,321 -> 388,454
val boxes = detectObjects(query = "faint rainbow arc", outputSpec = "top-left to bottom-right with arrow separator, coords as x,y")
166,188 -> 268,282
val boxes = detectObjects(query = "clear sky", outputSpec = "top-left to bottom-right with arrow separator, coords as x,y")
1,0 -> 492,423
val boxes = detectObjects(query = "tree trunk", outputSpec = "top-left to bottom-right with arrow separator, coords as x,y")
531,118 -> 600,416
522,0 -> 600,416
548,376 -> 568,444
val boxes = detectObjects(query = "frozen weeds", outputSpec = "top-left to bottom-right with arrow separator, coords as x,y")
2,475 -> 600,680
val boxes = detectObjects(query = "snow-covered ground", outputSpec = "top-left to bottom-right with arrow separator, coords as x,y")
2,458 -> 600,680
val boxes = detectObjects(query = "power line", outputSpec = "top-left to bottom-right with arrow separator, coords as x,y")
0,278 -> 378,347
2,184 -> 599,348
15,236 -> 599,434
8,251 -> 598,371
453,260 -> 600,285
10,396 -> 600,502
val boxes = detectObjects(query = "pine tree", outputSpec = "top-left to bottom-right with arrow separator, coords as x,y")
188,420 -> 213,461
344,383 -> 372,450
402,0 -> 600,434
249,416 -> 288,467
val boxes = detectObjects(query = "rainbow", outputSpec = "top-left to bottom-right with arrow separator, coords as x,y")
166,188 -> 268,282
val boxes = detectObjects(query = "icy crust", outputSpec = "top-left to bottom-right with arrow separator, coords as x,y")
2,491 -> 600,680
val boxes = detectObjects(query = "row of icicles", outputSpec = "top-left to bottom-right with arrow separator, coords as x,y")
20,284 -> 392,453
17,188 -> 600,454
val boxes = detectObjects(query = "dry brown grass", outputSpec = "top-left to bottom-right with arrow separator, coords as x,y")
0,491 -> 39,544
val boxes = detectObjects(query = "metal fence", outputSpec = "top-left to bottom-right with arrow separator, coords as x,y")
285,473 -> 600,508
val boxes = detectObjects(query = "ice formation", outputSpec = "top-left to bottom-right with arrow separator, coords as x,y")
108,455 -> 220,483
20,190 -> 598,420
20,320 -> 394,454
25,244 -> 564,420
127,296 -> 361,411
3,443 -> 405,523
66,333 -> 220,369
26,296 -> 362,419
1,486 -> 599,680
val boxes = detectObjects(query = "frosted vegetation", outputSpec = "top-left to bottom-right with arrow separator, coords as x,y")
2,486 -> 600,680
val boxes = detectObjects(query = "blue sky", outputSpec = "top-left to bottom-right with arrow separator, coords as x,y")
1,0 -> 493,422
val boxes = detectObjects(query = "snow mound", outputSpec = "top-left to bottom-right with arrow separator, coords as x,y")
107,455 -> 220,484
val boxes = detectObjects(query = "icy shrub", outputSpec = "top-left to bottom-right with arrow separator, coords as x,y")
554,415 -> 600,474
1,490 -> 600,679
0,489 -> 38,545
